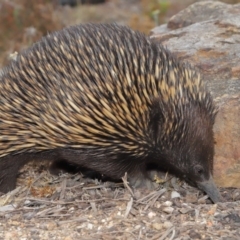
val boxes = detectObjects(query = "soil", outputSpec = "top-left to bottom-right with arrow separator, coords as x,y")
0,161 -> 240,240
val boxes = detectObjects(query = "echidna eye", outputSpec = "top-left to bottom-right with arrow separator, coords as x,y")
194,165 -> 204,175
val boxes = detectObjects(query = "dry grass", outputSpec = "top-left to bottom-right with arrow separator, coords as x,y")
0,0 -> 64,67
129,0 -> 171,32
0,162 -> 239,239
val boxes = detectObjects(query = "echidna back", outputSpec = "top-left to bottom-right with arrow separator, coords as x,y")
0,23 -> 214,159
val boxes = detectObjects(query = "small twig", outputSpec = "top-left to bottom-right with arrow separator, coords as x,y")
36,206 -> 65,216
150,227 -> 175,240
137,228 -> 142,240
90,201 -> 97,214
137,188 -> 166,204
159,227 -> 175,240
0,187 -> 22,205
144,188 -> 167,211
122,173 -> 134,197
59,178 -> 67,200
57,217 -> 88,225
124,197 -> 133,218
169,228 -> 176,240
82,185 -> 108,190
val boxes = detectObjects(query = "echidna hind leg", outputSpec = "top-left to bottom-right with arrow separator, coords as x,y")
0,150 -> 59,193
0,155 -> 29,193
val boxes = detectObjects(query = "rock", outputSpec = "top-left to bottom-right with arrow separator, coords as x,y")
150,1 -> 240,188
162,207 -> 174,214
152,222 -> 163,230
163,221 -> 173,229
167,1 -> 233,30
171,191 -> 181,199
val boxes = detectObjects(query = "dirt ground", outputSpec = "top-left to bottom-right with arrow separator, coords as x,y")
1,162 -> 240,239
1,0 -> 240,239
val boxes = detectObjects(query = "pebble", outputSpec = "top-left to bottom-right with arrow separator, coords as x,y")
163,201 -> 173,207
152,222 -> 163,230
148,211 -> 156,218
171,191 -> 181,199
163,221 -> 173,229
163,207 -> 174,214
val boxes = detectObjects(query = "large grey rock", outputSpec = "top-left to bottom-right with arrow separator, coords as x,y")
150,1 -> 240,188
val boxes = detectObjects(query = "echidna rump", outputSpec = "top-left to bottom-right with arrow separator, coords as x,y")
0,23 -> 221,202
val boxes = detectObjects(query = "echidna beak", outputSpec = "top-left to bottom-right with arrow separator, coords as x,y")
197,176 -> 222,203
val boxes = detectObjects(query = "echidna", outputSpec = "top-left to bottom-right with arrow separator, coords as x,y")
0,23 -> 221,202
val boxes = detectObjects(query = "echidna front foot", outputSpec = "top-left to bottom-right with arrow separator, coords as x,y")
129,175 -> 159,190
49,159 -> 82,175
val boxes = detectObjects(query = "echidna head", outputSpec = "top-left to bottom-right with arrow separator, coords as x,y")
149,98 -> 221,203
